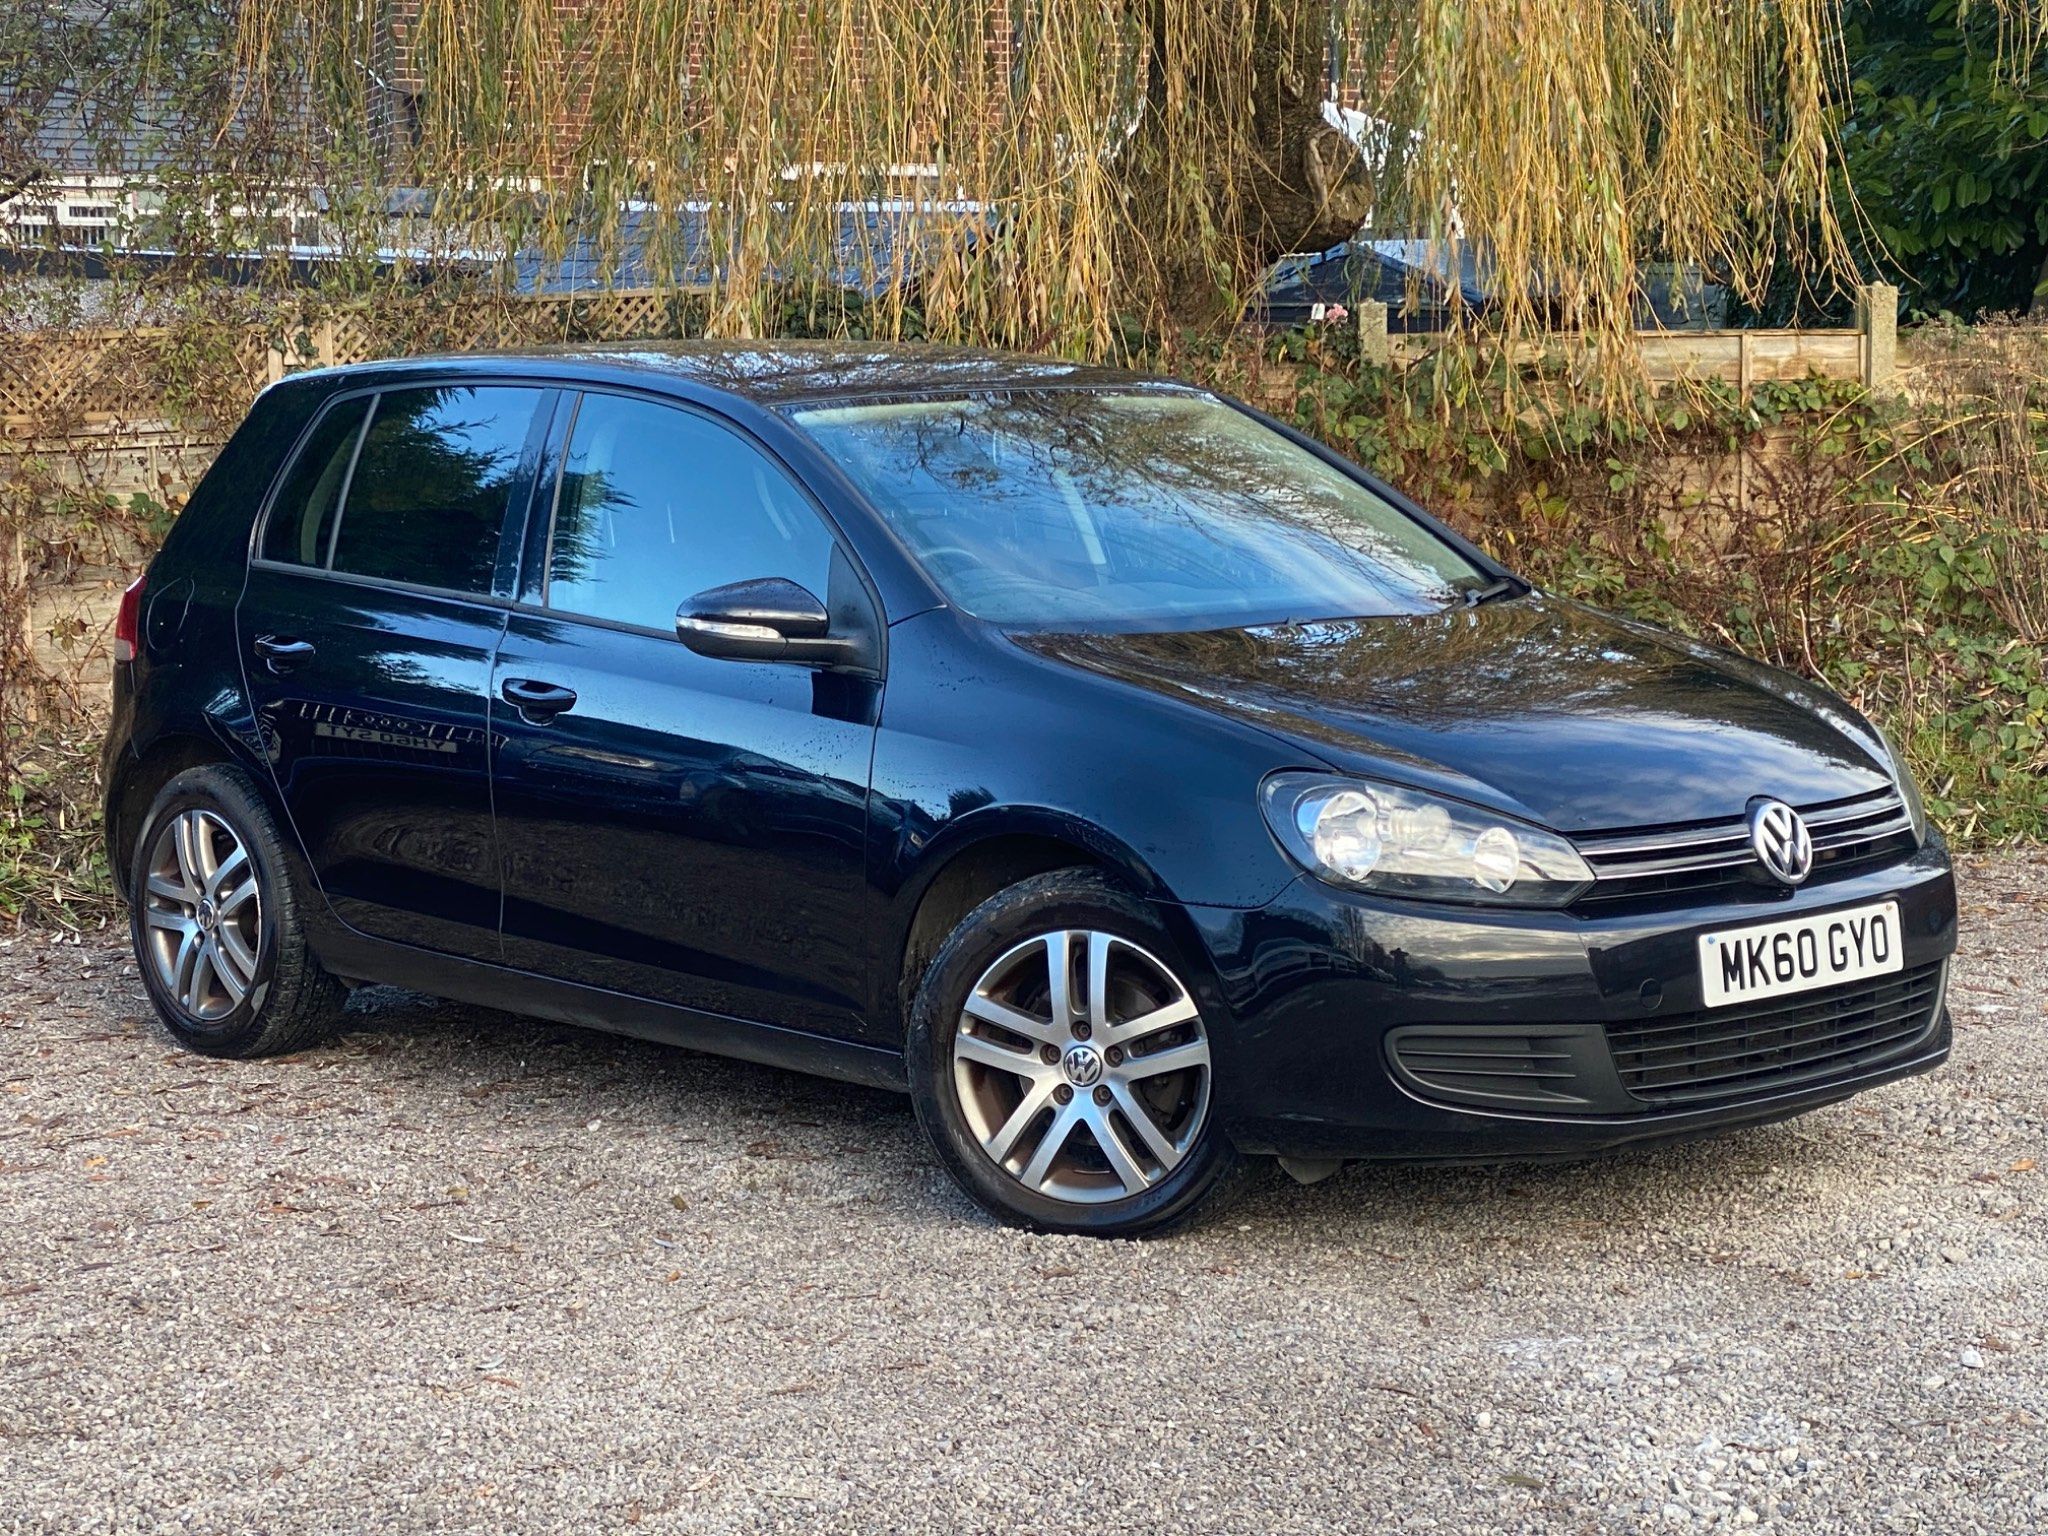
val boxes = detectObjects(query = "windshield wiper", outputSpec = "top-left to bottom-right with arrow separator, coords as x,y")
1463,576 -> 1522,607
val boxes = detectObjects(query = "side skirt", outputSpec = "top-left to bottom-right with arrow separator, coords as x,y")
311,926 -> 908,1092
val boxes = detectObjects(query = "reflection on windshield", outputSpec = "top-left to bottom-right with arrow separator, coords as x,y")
791,390 -> 1483,630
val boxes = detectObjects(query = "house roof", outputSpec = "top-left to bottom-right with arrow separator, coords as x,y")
20,95 -> 177,180
509,202 -> 981,297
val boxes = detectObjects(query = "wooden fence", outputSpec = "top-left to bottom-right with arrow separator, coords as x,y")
0,288 -> 697,436
1366,283 -> 1900,391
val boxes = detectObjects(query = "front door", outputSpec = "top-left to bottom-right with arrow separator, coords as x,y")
239,382 -> 551,960
490,390 -> 881,1038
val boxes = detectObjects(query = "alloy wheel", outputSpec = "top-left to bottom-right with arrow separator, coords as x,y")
951,929 -> 1212,1205
142,809 -> 263,1022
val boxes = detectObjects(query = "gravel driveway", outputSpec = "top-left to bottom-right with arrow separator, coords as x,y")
3,855 -> 2044,1535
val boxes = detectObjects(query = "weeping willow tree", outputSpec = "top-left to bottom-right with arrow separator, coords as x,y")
197,0 -> 1883,363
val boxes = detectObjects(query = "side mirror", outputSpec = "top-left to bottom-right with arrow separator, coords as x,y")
676,577 -> 867,669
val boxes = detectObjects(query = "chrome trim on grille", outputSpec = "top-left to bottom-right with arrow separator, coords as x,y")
1572,788 -> 1915,896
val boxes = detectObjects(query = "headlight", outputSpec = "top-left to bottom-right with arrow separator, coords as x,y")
1872,719 -> 1929,845
1260,772 -> 1595,906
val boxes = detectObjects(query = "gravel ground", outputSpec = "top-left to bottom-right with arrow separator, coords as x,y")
2,856 -> 2044,1535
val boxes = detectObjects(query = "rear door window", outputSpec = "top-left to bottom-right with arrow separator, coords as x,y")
325,385 -> 543,594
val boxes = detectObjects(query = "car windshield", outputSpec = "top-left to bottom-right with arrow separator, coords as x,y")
790,390 -> 1488,631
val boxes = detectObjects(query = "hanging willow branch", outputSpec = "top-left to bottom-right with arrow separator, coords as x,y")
29,2 -> 1868,371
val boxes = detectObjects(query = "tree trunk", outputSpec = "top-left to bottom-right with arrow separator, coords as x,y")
1120,0 -> 1374,323
1238,1 -> 1377,261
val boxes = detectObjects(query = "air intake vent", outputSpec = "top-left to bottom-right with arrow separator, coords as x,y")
1386,1024 -> 1619,1112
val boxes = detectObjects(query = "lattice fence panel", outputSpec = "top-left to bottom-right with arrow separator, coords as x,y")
4,290 -> 708,432
2,331 -> 177,430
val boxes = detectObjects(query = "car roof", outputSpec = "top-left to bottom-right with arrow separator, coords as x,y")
288,340 -> 1174,409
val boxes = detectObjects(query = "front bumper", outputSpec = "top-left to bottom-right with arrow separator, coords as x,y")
1185,837 -> 1958,1161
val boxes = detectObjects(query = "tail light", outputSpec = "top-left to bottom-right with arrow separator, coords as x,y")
113,574 -> 146,664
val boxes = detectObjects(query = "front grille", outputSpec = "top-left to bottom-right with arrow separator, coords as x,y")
1573,788 -> 1917,907
1606,961 -> 1946,1108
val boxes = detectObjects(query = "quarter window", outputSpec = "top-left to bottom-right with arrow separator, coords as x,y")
261,395 -> 370,568
545,393 -> 836,631
326,385 -> 541,594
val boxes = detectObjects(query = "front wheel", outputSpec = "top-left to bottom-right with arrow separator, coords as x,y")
906,871 -> 1238,1236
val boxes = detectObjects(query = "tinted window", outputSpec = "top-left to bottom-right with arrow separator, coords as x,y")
792,391 -> 1484,630
261,395 -> 370,566
328,385 -> 541,593
545,393 -> 836,630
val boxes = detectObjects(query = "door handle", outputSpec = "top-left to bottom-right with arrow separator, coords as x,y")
500,677 -> 578,720
253,634 -> 316,674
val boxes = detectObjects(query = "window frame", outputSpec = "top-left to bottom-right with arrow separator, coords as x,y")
516,384 -> 880,647
249,378 -> 560,607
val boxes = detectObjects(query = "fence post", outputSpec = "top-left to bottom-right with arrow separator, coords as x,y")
1356,300 -> 1390,366
1857,283 -> 1898,389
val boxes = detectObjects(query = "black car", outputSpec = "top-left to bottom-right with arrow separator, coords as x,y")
103,343 -> 1957,1235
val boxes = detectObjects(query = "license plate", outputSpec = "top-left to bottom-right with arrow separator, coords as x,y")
1697,901 -> 1902,1009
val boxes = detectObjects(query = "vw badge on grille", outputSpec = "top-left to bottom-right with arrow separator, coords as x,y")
1747,799 -> 1814,887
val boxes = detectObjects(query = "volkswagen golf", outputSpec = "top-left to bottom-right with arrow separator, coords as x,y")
103,343 -> 1958,1235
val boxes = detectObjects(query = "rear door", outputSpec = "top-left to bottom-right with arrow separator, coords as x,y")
239,381 -> 553,961
490,388 -> 882,1038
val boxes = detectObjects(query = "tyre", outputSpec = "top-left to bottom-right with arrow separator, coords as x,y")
128,763 -> 347,1058
906,870 -> 1238,1236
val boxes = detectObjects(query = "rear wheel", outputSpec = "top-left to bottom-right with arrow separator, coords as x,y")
129,764 -> 346,1058
907,870 -> 1237,1235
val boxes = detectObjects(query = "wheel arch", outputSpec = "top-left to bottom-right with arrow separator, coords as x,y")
888,816 -> 1163,1037
105,730 -> 270,903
